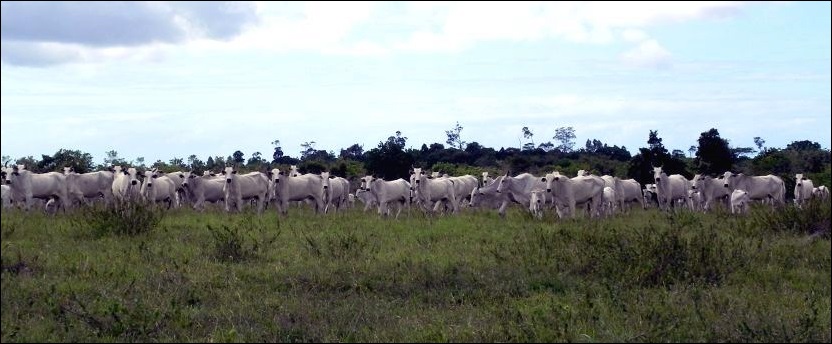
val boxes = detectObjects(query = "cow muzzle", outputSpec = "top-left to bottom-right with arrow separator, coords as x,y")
131,180 -> 137,185
226,179 -> 232,184
546,188 -> 551,193
323,185 -> 328,189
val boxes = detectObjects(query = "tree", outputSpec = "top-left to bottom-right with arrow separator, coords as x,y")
390,131 -> 407,149
688,145 -> 697,158
188,155 -> 206,173
39,149 -> 94,173
522,126 -> 534,148
206,156 -> 216,171
15,156 -> 40,172
169,157 -> 187,171
232,151 -> 245,166
271,139 -> 284,163
300,141 -> 317,160
786,140 -> 821,152
445,122 -> 466,150
103,150 -> 127,167
694,128 -> 734,175
364,131 -> 415,180
753,137 -> 765,152
553,126 -> 576,153
135,157 -> 145,168
538,142 -> 555,152
247,152 -> 265,169
340,144 -> 364,160
627,130 -> 689,185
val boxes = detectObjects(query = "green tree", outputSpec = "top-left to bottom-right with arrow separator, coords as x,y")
445,122 -> 466,150
232,151 -> 245,165
694,128 -> 734,175
554,126 -> 576,153
365,131 -> 414,180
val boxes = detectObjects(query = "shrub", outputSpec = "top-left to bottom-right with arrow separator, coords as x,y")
79,198 -> 165,237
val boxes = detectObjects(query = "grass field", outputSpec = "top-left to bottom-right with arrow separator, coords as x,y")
2,200 -> 830,342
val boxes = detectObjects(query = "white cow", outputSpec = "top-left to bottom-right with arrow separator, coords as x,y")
410,168 -> 458,214
220,167 -> 269,213
529,189 -> 546,219
542,172 -> 605,218
618,179 -> 645,210
600,175 -> 625,212
182,172 -> 226,211
448,174 -> 478,208
1,184 -> 11,209
140,170 -> 179,209
63,167 -> 114,206
271,168 -> 325,215
601,186 -> 617,216
481,171 -> 494,187
643,184 -> 659,208
686,189 -> 703,212
320,172 -> 350,213
469,176 -> 507,211
6,165 -> 69,212
112,166 -> 141,201
793,173 -> 815,208
722,172 -> 785,206
731,189 -> 750,214
690,174 -> 731,211
359,176 -> 411,218
496,173 -> 547,217
354,189 -> 378,212
652,167 -> 690,211
812,185 -> 829,200
289,165 -> 300,177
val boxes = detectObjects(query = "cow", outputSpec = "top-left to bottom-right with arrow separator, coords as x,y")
618,179 -> 645,210
601,186 -> 616,216
495,173 -> 547,217
220,167 -> 270,213
112,166 -> 141,201
481,171 -> 494,187
289,165 -> 300,177
542,171 -> 605,218
469,176 -> 507,211
1,184 -> 11,209
410,168 -> 458,214
63,167 -> 114,206
600,175 -> 625,212
643,183 -> 659,208
6,165 -> 69,212
813,185 -> 829,200
793,173 -> 815,208
140,170 -> 179,209
686,189 -> 703,212
447,174 -> 478,208
359,175 -> 411,218
529,189 -> 546,219
270,168 -> 325,215
354,189 -> 378,212
690,174 -> 730,211
652,167 -> 690,211
181,172 -> 226,211
731,189 -> 750,214
320,172 -> 350,213
722,172 -> 785,206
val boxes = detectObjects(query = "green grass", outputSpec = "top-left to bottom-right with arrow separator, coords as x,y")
2,200 -> 830,342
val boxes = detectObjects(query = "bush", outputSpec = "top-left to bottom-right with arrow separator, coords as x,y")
749,198 -> 831,238
79,198 -> 165,237
208,216 -> 279,263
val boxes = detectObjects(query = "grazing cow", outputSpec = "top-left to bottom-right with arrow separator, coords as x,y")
140,170 -> 179,209
722,172 -> 785,206
529,189 -> 546,219
542,172 -> 605,218
359,176 -> 411,218
271,168 -> 325,215
618,179 -> 645,210
652,167 -> 690,211
354,189 -> 378,212
410,168 -> 458,214
469,176 -> 507,211
6,165 -> 69,212
63,167 -> 114,206
320,172 -> 350,213
793,173 -> 815,208
221,167 -> 270,213
731,189 -> 750,214
448,174 -> 478,207
182,172 -> 226,211
112,166 -> 141,201
812,185 -> 829,200
690,174 -> 731,211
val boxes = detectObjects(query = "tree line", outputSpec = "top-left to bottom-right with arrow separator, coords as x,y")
3,125 -> 829,200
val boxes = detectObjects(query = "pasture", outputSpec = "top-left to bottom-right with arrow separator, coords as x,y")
2,201 -> 830,342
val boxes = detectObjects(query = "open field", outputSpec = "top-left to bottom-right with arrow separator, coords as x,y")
2,201 -> 830,342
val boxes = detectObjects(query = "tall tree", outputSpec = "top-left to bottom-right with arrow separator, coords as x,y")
553,126 -> 576,153
694,128 -> 734,175
340,143 -> 364,160
753,136 -> 765,152
522,126 -> 534,148
445,122 -> 466,150
300,141 -> 317,160
364,131 -> 414,180
271,139 -> 284,163
232,151 -> 245,165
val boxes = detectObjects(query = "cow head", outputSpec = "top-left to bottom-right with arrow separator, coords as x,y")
410,168 -> 424,191
222,166 -> 237,184
722,171 -> 738,188
289,165 -> 299,177
127,168 -> 139,186
181,171 -> 193,188
652,166 -> 664,183
320,172 -> 331,191
795,173 -> 806,187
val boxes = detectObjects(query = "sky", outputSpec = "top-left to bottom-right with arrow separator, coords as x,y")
1,1 -> 830,165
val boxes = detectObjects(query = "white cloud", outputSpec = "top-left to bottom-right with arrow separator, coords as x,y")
621,28 -> 648,43
620,39 -> 673,68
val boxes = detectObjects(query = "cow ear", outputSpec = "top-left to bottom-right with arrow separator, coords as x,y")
232,170 -> 238,174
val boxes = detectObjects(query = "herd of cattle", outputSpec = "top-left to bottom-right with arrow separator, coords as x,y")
1,164 -> 830,219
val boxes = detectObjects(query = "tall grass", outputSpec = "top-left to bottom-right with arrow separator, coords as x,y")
2,200 -> 830,342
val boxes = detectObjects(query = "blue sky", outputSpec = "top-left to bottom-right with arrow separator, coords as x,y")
2,1 -> 830,165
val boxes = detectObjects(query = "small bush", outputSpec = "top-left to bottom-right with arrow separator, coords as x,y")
79,198 -> 165,237
208,216 -> 279,262
749,198 -> 831,238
